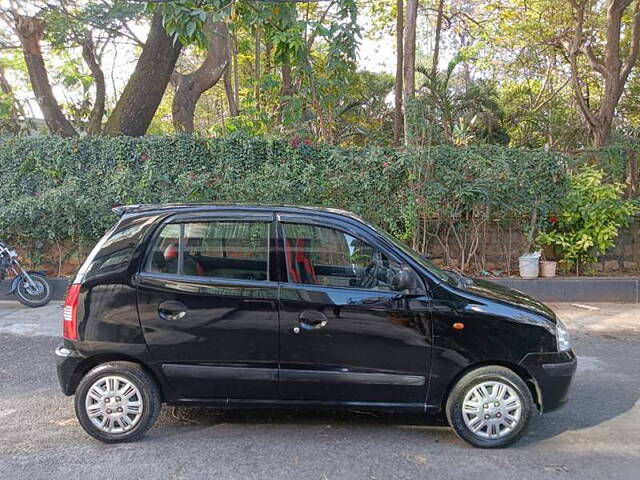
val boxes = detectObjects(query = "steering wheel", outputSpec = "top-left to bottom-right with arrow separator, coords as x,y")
359,262 -> 378,289
359,251 -> 387,289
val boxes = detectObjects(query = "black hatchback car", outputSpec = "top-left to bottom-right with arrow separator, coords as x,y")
56,204 -> 576,448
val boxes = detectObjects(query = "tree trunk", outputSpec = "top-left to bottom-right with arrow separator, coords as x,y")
224,64 -> 239,117
81,33 -> 106,135
432,0 -> 445,79
564,0 -> 640,147
255,26 -> 261,111
104,9 -> 182,136
393,0 -> 404,146
233,46 -> 240,114
0,66 -> 25,119
403,0 -> 418,146
278,61 -> 293,123
626,149 -> 638,198
172,20 -> 230,133
265,33 -> 272,76
14,15 -> 77,137
591,123 -> 612,148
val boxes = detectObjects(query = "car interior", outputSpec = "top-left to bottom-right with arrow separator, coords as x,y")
147,221 -> 399,289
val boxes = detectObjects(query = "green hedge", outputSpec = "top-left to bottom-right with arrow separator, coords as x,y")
0,134 -> 572,265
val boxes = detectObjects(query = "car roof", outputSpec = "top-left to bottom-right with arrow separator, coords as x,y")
112,203 -> 366,223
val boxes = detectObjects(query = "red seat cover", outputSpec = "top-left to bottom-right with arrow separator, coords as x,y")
295,238 -> 318,284
285,239 -> 300,283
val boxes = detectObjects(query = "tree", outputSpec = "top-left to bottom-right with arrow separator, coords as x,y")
80,33 -> 105,135
8,13 -> 77,136
42,0 -> 145,135
393,0 -> 403,145
104,8 -> 182,136
223,63 -> 239,117
431,0 -> 445,79
403,0 -> 418,145
172,19 -> 230,133
561,0 -> 640,147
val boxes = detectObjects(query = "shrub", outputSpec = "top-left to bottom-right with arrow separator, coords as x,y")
0,134 -> 577,271
536,165 -> 639,274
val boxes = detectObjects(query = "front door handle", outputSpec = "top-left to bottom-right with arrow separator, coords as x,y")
158,301 -> 187,321
299,310 -> 328,330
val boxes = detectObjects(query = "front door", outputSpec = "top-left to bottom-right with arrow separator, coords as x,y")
137,213 -> 279,399
277,217 -> 432,405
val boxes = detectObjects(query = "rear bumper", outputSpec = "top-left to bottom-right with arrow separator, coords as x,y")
55,344 -> 83,396
519,350 -> 577,413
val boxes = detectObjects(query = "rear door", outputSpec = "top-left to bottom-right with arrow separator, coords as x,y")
276,214 -> 432,405
136,211 -> 279,399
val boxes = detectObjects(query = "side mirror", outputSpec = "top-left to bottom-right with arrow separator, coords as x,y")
392,264 -> 424,294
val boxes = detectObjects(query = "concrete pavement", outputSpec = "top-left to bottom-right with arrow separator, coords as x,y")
0,301 -> 638,479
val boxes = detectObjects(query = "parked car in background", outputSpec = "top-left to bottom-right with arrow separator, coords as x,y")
56,204 -> 576,448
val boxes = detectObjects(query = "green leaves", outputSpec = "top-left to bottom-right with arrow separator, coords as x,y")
536,165 -> 639,271
161,0 -> 216,48
0,135 -> 635,273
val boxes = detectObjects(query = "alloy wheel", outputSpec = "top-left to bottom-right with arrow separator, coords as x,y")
461,381 -> 522,439
84,375 -> 144,434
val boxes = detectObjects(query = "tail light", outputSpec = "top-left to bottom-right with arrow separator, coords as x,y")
63,284 -> 81,340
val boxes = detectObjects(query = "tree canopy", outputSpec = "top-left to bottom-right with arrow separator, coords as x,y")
1,0 -> 640,148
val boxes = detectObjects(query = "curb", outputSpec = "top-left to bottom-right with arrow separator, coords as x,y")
484,277 -> 640,303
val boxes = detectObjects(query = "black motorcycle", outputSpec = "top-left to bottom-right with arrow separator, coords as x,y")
0,240 -> 52,307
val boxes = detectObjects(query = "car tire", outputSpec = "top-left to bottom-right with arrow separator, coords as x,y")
446,365 -> 535,448
74,361 -> 161,443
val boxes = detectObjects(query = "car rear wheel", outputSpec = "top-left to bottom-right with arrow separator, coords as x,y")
74,362 -> 161,443
446,366 -> 535,448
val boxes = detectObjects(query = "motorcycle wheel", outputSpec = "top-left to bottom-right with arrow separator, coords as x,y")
15,273 -> 52,308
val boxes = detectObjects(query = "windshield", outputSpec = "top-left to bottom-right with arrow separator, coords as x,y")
367,223 -> 456,286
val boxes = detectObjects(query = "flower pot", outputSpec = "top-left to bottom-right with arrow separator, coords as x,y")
519,253 -> 540,278
539,260 -> 557,278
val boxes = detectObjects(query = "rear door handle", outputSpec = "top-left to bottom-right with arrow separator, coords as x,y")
299,310 -> 328,330
158,301 -> 187,321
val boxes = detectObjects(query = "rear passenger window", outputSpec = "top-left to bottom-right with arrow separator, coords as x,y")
147,221 -> 269,281
148,224 -> 180,274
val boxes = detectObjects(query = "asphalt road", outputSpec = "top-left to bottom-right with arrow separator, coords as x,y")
0,301 -> 639,480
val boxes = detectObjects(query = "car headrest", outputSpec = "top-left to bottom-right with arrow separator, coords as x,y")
164,243 -> 178,260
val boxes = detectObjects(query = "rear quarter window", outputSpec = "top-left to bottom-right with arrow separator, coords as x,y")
78,216 -> 155,282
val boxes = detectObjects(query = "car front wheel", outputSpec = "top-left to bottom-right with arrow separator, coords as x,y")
446,366 -> 535,448
74,361 -> 161,443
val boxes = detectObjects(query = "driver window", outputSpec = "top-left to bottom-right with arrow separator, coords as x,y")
282,223 -> 402,291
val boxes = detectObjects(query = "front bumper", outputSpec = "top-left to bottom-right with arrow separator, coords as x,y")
55,344 -> 84,396
519,350 -> 577,413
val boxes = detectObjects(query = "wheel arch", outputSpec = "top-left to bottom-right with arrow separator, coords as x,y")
68,353 -> 166,401
441,360 -> 542,413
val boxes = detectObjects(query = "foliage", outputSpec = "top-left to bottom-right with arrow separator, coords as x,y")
406,56 -> 509,147
536,165 -> 639,273
406,144 -> 568,269
2,0 -> 640,147
0,135 -> 575,271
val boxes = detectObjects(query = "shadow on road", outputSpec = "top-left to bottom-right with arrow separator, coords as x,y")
158,345 -> 640,448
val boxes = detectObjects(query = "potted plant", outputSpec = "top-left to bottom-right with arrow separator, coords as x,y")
536,165 -> 638,276
538,217 -> 558,278
539,256 -> 558,278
